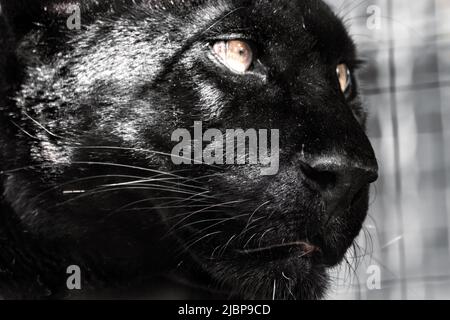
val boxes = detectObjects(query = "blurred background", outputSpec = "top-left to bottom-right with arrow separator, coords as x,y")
324,0 -> 450,300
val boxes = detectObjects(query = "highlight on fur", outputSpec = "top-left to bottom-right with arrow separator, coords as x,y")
0,0 -> 377,299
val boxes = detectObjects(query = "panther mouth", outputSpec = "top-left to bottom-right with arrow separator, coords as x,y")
235,241 -> 321,261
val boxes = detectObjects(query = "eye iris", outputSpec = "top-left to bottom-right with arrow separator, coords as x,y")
337,63 -> 351,94
212,40 -> 253,73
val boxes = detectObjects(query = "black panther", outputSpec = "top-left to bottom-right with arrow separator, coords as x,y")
0,0 -> 378,299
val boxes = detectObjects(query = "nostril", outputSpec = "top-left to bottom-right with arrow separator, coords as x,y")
299,161 -> 338,191
299,157 -> 378,216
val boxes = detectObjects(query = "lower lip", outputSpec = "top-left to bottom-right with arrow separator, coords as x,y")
235,242 -> 321,261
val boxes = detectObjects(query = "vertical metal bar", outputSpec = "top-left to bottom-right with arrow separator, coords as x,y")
386,0 -> 407,299
435,0 -> 450,267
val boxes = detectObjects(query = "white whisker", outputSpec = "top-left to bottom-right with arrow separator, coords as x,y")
272,279 -> 276,300
23,111 -> 65,139
62,190 -> 86,194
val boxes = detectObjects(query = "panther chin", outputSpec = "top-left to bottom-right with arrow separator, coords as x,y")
194,240 -> 330,300
179,190 -> 371,300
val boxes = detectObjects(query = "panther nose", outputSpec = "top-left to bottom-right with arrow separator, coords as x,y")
299,156 -> 378,216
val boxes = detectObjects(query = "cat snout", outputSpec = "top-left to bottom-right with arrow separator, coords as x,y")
298,154 -> 378,216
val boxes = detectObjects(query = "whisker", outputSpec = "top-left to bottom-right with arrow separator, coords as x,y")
70,161 -> 195,179
157,190 -> 213,207
68,145 -> 222,168
9,120 -> 39,140
272,279 -> 276,300
242,233 -> 258,249
33,174 -> 150,202
100,177 -> 208,191
48,185 -> 209,209
176,215 -> 240,230
109,190 -> 214,216
166,213 -> 248,243
23,111 -> 65,139
123,204 -> 218,212
167,199 -> 248,233
62,190 -> 85,194
237,224 -> 260,242
243,201 -> 270,232
258,228 -> 274,246
183,231 -> 223,252
217,234 -> 237,257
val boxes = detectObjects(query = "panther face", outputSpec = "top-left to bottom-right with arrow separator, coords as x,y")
0,0 -> 378,299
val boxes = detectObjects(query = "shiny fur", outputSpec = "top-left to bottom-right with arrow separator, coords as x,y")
0,0 -> 377,299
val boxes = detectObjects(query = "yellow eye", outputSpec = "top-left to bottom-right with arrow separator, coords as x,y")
212,40 -> 253,74
336,63 -> 352,94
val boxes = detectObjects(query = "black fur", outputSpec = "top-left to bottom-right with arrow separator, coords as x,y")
0,0 -> 378,299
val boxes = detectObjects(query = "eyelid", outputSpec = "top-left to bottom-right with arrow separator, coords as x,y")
206,33 -> 255,41
207,34 -> 258,53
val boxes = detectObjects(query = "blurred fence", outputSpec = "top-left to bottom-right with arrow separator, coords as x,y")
324,0 -> 450,300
